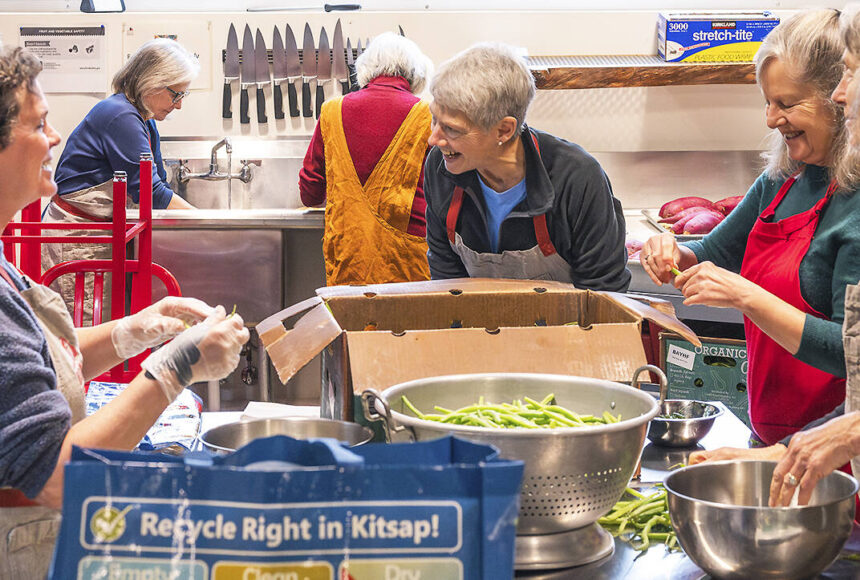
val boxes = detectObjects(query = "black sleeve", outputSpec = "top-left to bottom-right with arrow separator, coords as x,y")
778,402 -> 845,446
424,152 -> 469,280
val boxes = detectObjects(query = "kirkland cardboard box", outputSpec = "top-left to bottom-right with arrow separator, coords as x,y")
657,11 -> 780,62
258,279 -> 699,422
660,332 -> 750,427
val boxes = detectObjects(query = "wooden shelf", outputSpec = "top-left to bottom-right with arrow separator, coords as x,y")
528,55 -> 756,90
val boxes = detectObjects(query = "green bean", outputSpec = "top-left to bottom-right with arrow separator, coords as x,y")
599,485 -> 679,553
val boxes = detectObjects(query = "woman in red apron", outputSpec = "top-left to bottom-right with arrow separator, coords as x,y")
0,47 -> 249,578
643,10 -> 860,458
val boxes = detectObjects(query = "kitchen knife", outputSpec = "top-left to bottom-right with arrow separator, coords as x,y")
271,26 -> 287,120
356,37 -> 362,58
398,25 -> 405,36
315,27 -> 331,119
285,24 -> 301,118
240,24 -> 254,124
332,19 -> 348,95
254,28 -> 269,124
223,24 -> 239,119
301,23 -> 316,118
345,37 -> 356,93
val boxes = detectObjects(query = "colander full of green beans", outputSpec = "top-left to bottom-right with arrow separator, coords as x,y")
361,366 -> 667,570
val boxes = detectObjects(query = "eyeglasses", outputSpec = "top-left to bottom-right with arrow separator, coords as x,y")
165,86 -> 190,104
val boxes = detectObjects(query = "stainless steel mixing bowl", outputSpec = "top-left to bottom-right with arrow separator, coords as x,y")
665,460 -> 858,580
199,417 -> 374,453
647,399 -> 722,447
362,366 -> 666,569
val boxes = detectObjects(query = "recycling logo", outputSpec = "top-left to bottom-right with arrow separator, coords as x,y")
90,505 -> 132,543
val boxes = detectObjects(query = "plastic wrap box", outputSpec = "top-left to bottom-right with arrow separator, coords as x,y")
660,332 -> 750,427
658,11 -> 780,62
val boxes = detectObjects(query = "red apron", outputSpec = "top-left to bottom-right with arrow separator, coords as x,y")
739,174 -> 845,446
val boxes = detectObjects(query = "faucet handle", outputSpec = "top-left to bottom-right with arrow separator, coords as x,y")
240,159 -> 262,167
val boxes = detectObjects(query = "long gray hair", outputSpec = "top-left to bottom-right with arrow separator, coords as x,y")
755,9 -> 860,191
112,38 -> 199,119
430,42 -> 535,134
355,32 -> 430,94
0,46 -> 42,150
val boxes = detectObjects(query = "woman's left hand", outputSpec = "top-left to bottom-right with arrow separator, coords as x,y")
110,296 -> 216,359
769,411 -> 860,506
674,261 -> 756,310
689,444 -> 786,466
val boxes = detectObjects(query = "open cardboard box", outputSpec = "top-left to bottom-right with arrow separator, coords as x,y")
258,279 -> 700,422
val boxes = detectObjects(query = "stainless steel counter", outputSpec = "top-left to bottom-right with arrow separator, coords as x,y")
131,208 -> 325,229
516,404 -> 860,579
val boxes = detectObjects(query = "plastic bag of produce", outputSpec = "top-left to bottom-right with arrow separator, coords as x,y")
49,435 -> 523,580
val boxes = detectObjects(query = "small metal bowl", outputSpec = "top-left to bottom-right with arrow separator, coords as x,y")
199,417 -> 374,454
665,460 -> 858,580
647,399 -> 722,447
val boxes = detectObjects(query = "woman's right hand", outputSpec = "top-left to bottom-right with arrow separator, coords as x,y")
689,443 -> 787,465
641,233 -> 682,285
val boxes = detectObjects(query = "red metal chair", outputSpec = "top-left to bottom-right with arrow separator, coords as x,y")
40,259 -> 182,384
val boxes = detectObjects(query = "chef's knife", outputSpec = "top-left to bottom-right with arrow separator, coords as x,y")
254,28 -> 269,124
398,25 -> 405,36
240,24 -> 254,124
315,27 -> 331,119
223,24 -> 239,119
332,19 -> 348,95
285,24 -> 301,118
345,37 -> 356,93
301,23 -> 316,118
271,26 -> 287,120
356,37 -> 363,58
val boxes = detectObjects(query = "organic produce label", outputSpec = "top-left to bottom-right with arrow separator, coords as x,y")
80,497 -> 462,555
667,344 -> 695,371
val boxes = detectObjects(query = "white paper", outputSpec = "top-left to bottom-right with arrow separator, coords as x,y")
19,25 -> 107,94
667,344 -> 696,371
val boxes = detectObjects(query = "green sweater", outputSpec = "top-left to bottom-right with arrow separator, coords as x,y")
685,165 -> 860,378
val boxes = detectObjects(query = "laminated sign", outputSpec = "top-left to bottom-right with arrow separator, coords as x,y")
49,436 -> 523,580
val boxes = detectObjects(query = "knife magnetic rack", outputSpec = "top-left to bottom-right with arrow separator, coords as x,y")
221,49 -> 359,65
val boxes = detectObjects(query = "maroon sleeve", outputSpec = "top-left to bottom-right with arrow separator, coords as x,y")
299,121 -> 327,207
406,146 -> 431,237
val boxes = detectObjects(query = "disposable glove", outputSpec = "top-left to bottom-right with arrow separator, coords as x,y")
141,306 -> 249,403
111,296 -> 215,360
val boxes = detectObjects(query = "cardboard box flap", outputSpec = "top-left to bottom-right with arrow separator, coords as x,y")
258,296 -> 343,384
604,291 -> 701,347
346,325 -> 649,393
316,277 -> 575,299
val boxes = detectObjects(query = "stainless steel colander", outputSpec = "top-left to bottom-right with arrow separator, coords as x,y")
361,366 -> 666,569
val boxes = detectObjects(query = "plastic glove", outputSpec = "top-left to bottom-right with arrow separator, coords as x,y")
111,296 -> 216,360
141,306 -> 249,403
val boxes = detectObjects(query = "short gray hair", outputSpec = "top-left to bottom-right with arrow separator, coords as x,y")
755,9 -> 860,191
430,42 -> 535,134
356,32 -> 430,94
112,38 -> 200,118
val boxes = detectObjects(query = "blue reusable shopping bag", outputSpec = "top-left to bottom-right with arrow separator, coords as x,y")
49,435 -> 523,580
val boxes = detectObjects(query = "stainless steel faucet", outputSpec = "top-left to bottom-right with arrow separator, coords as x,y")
176,138 -> 262,184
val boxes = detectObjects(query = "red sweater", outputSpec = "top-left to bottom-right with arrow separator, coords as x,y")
298,76 -> 429,236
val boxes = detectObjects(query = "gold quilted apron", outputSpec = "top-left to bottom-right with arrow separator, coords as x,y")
320,97 -> 431,286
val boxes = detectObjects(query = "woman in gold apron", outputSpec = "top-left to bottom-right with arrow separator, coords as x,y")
0,46 -> 249,578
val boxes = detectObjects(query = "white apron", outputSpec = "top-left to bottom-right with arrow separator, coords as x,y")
0,268 -> 86,579
41,179 -> 136,325
844,283 -> 860,481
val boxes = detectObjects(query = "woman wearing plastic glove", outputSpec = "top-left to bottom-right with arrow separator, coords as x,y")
42,37 -> 197,321
643,10 -> 860,450
0,46 -> 248,578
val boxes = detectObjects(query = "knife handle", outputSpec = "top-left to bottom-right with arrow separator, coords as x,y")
340,80 -> 349,95
302,81 -> 312,118
240,87 -> 250,124
273,83 -> 285,120
288,82 -> 299,117
256,86 -> 268,123
315,84 -> 325,119
222,83 -> 233,119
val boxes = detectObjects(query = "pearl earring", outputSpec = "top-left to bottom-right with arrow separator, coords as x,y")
498,140 -> 503,146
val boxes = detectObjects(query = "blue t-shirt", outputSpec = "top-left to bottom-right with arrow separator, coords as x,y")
54,93 -> 173,208
478,176 -> 527,253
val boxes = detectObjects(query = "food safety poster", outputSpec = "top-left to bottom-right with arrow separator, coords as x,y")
19,26 -> 107,93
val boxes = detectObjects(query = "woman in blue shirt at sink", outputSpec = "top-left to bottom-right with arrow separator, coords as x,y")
41,38 -> 197,321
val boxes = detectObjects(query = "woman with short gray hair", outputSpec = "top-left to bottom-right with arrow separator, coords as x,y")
42,38 -> 197,319
300,32 -> 434,285
424,42 -> 629,291
643,9 -> 860,454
